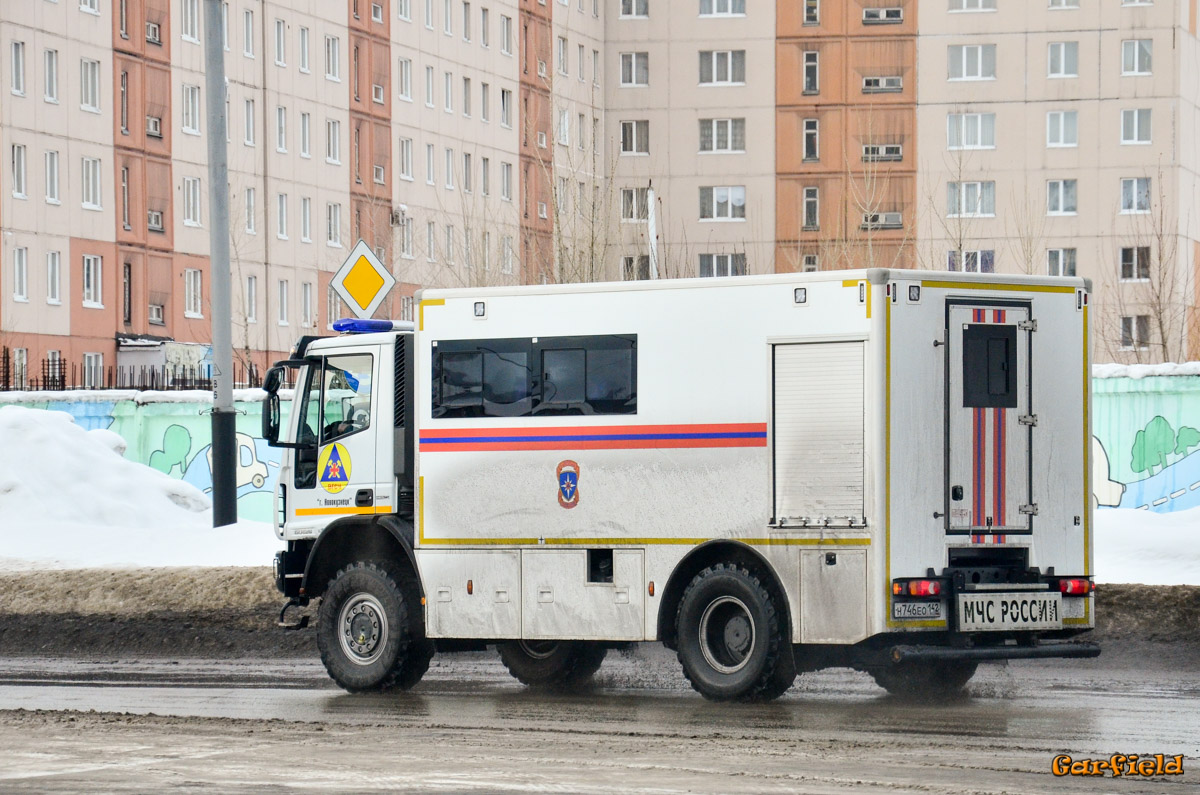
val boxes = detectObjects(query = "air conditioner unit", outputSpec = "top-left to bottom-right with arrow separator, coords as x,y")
390,208 -> 403,226
146,21 -> 162,44
146,116 -> 163,137
147,209 -> 164,230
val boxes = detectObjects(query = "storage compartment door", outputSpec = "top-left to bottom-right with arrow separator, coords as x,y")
521,549 -> 645,640
945,304 -> 1032,534
799,549 -> 868,643
771,342 -> 865,525
419,550 -> 521,639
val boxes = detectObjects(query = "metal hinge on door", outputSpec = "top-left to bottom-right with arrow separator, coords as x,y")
1019,503 -> 1039,516
1018,414 -> 1038,426
1018,319 -> 1037,331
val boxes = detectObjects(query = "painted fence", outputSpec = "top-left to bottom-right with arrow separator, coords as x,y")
0,366 -> 1197,521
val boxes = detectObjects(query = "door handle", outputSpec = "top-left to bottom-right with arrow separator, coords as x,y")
355,489 -> 374,507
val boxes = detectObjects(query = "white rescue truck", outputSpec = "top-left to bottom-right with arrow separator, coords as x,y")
265,268 -> 1099,700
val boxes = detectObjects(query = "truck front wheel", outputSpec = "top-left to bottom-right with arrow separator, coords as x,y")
497,640 -> 607,688
675,563 -> 793,701
316,561 -> 421,692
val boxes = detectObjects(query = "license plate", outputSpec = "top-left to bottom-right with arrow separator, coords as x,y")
957,592 -> 1062,631
892,601 -> 945,620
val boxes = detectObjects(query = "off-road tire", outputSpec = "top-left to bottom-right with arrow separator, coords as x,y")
316,560 -> 416,693
675,563 -> 790,702
498,640 -> 608,688
870,660 -> 978,700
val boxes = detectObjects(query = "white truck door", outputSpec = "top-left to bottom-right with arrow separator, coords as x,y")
289,352 -> 378,534
944,303 -> 1033,535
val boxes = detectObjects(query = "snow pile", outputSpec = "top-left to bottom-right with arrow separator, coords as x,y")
1094,506 -> 1200,585
0,406 -> 278,569
1093,362 -> 1200,379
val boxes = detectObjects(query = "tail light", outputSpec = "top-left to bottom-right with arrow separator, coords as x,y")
892,579 -> 942,597
1058,578 -> 1093,596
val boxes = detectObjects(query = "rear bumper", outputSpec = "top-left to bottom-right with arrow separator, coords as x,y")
889,640 -> 1101,663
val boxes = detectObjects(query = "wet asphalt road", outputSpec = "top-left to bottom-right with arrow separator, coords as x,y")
0,649 -> 1196,793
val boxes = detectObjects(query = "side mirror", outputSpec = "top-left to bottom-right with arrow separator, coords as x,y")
263,365 -> 284,395
263,392 -> 282,445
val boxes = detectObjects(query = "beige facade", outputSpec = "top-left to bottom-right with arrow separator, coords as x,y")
916,0 -> 1200,362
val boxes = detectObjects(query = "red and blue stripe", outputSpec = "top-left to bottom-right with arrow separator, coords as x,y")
419,423 -> 768,452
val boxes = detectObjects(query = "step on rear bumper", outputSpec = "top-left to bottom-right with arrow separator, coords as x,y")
889,641 -> 1101,663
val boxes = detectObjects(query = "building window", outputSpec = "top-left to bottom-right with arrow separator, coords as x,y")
443,71 -> 453,112
699,50 -> 745,85
462,152 -> 472,191
699,118 -> 745,152
557,109 -> 570,146
557,36 -> 568,74
621,187 -> 649,221
501,161 -> 512,200
1046,179 -> 1077,215
301,196 -> 312,242
46,251 -> 61,303
947,181 -> 995,217
1121,39 -> 1152,75
700,0 -> 745,15
325,35 -> 341,80
12,246 -> 28,301
800,254 -> 818,272
1120,246 -> 1150,280
245,187 -> 256,233
480,82 -> 490,121
1121,108 -> 1151,144
246,275 -> 257,323
803,51 -> 818,93
500,14 -> 512,54
620,0 -> 648,16
700,186 -> 746,220
398,58 -> 412,99
273,19 -> 286,65
43,48 -> 58,102
623,255 -> 651,280
1047,41 -> 1078,77
620,52 -> 649,86
182,84 -> 201,134
10,41 -> 25,95
184,269 -> 203,318
862,143 -> 902,162
862,75 -> 902,92
277,193 -> 288,238
82,254 -> 102,307
1047,248 -> 1076,277
326,202 -> 342,246
83,353 -> 103,389
1046,110 -> 1078,147
945,113 -> 993,151
400,216 -> 414,258
81,156 -> 102,209
948,44 -> 996,80
500,88 -> 512,126
80,58 -> 100,112
299,27 -> 310,72
399,137 -> 413,179
120,166 -> 130,228
302,282 -> 314,327
373,2 -> 385,23
481,156 -> 490,195
326,119 -> 340,163
277,279 -> 289,325
948,250 -> 995,273
300,112 -> 311,157
803,0 -> 819,23
444,147 -> 455,188
183,176 -> 202,226
462,77 -> 471,115
802,186 -> 819,229
1120,316 -> 1150,350
276,106 -> 287,151
950,0 -> 995,9
181,0 -> 200,41
10,144 -> 26,198
699,253 -> 746,277
243,9 -> 255,57
1120,177 -> 1150,213
244,98 -> 256,145
863,7 -> 902,23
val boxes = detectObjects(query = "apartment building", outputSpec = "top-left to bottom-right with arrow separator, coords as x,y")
917,0 -> 1200,362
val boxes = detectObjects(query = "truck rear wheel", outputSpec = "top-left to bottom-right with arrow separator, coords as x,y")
498,640 -> 607,688
870,660 -> 977,699
675,563 -> 791,701
316,561 -> 421,693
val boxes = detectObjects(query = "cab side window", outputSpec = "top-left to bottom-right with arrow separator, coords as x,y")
294,353 -> 374,489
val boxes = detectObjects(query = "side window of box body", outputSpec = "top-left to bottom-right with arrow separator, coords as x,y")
431,335 -> 637,417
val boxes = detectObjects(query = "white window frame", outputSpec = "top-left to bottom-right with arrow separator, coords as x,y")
1046,178 -> 1077,215
1119,246 -> 1150,282
620,52 -> 649,86
699,50 -> 745,85
1120,177 -> 1150,214
80,57 -> 101,112
276,106 -> 287,152
326,119 -> 341,164
1121,108 -> 1151,145
46,250 -> 61,304
10,41 -> 25,96
1047,41 -> 1078,78
183,176 -> 202,227
802,186 -> 819,229
620,0 -> 649,17
244,98 -> 256,145
82,254 -> 103,308
326,202 -> 342,247
184,268 -> 203,318
501,161 -> 512,200
1047,247 -> 1076,277
181,0 -> 200,42
182,84 -> 201,134
302,281 -> 314,327
699,117 -> 746,153
82,353 -> 103,389
11,144 -> 26,199
621,187 -> 649,222
244,187 -> 256,233
947,181 -> 996,218
947,44 -> 996,81
276,192 -> 288,239
246,275 -> 257,323
277,279 -> 289,326
274,18 -> 286,66
12,246 -> 28,301
399,137 -> 413,180
43,48 -> 58,103
500,14 -> 512,55
300,196 -> 312,242
81,156 -> 102,210
243,9 -> 255,57
699,185 -> 747,221
299,27 -> 310,72
300,112 -> 311,157
1121,39 -> 1152,75
803,51 -> 818,93
398,57 -> 412,100
325,35 -> 341,81
1046,110 -> 1078,148
1120,315 -> 1151,351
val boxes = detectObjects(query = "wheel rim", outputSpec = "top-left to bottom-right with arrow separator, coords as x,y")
518,639 -> 559,660
338,593 -> 388,666
698,595 -> 755,674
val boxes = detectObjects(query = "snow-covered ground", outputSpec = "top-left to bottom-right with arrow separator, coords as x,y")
0,405 -> 1195,584
0,406 -> 278,570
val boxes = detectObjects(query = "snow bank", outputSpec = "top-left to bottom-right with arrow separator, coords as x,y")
1094,506 -> 1200,585
1093,362 -> 1200,379
0,406 -> 279,570
0,388 -> 292,405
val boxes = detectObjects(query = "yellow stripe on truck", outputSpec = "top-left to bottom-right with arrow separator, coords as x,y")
294,505 -> 392,517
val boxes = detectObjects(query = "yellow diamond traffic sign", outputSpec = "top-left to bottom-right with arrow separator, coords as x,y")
330,240 -> 396,320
